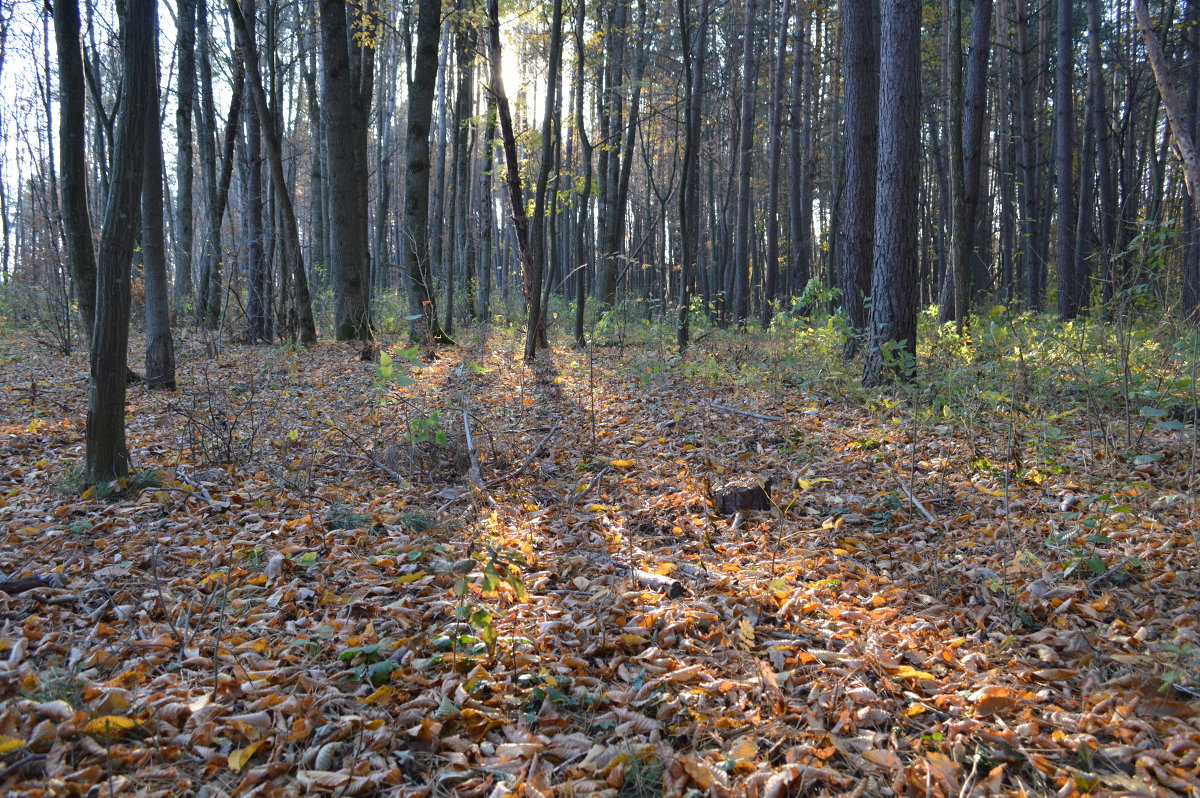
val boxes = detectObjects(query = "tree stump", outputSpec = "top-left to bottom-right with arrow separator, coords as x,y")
714,478 -> 773,515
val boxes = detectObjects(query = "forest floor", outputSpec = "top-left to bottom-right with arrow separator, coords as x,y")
0,324 -> 1198,797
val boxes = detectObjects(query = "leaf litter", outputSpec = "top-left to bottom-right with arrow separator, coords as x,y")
0,330 -> 1198,796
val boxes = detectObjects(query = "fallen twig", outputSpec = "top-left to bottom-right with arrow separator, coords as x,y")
708,402 -> 784,422
893,473 -> 937,523
483,416 -> 562,488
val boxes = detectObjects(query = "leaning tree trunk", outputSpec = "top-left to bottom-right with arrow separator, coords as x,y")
487,0 -> 539,361
86,0 -> 154,484
52,0 -> 98,347
863,0 -> 922,388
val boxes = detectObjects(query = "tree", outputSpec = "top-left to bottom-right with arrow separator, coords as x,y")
1055,0 -> 1079,319
52,0 -> 96,346
226,0 -> 317,343
85,0 -> 154,483
174,0 -> 197,305
321,0 -> 375,341
839,0 -> 880,355
141,23 -> 175,389
863,0 -> 922,387
761,0 -> 792,328
487,0 -> 539,361
528,0 -> 564,358
732,0 -> 758,326
402,0 -> 449,343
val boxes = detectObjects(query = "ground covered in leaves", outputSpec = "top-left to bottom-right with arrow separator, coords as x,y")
1,326 -> 1198,797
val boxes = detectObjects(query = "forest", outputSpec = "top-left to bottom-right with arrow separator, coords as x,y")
1,0 -> 1200,793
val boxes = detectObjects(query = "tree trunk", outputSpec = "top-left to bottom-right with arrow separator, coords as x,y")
173,0 -> 196,305
242,56 -> 268,343
402,0 -> 448,342
863,0 -> 921,387
529,0 -> 564,357
732,0 -> 758,326
86,0 -> 154,484
142,28 -> 176,389
677,0 -> 708,350
761,0 -> 792,328
1055,0 -> 1079,319
839,0 -> 879,354
226,0 -> 317,343
52,0 -> 97,347
487,0 -> 539,361
321,0 -> 374,340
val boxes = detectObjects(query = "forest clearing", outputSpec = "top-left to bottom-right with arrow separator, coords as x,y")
1,318 -> 1198,796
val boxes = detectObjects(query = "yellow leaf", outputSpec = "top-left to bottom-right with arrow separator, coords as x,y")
394,571 -> 427,585
364,684 -> 395,705
619,633 -> 649,647
893,665 -> 936,681
228,739 -> 263,771
903,703 -> 929,717
82,715 -> 139,734
81,485 -> 96,500
797,477 -> 832,491
0,736 -> 25,754
610,460 -> 636,468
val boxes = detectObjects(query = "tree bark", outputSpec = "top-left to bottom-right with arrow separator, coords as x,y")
863,0 -> 921,388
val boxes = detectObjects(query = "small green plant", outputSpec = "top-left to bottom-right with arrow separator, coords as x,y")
326,501 -> 371,530
66,466 -> 164,501
397,510 -> 436,533
338,642 -> 399,685
373,345 -> 420,391
1159,638 -> 1199,694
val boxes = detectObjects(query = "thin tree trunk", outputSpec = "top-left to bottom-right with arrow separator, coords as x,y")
174,0 -> 196,305
762,0 -> 792,328
226,0 -> 317,343
52,0 -> 97,346
1055,0 -> 1079,319
733,0 -> 758,326
529,0 -> 564,356
142,29 -> 176,389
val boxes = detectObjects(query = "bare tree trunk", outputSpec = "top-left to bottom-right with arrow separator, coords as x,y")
677,0 -> 708,350
174,0 -> 196,305
142,28 -> 176,389
863,0 -> 921,387
529,0 -> 564,356
226,0 -> 317,343
402,0 -> 449,342
838,0 -> 879,354
762,0 -> 792,328
321,0 -> 375,341
1055,0 -> 1079,319
732,0 -> 758,326
487,0 -> 539,361
52,0 -> 97,346
86,0 -> 154,484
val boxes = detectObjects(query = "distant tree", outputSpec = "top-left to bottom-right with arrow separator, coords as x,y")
142,23 -> 175,389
